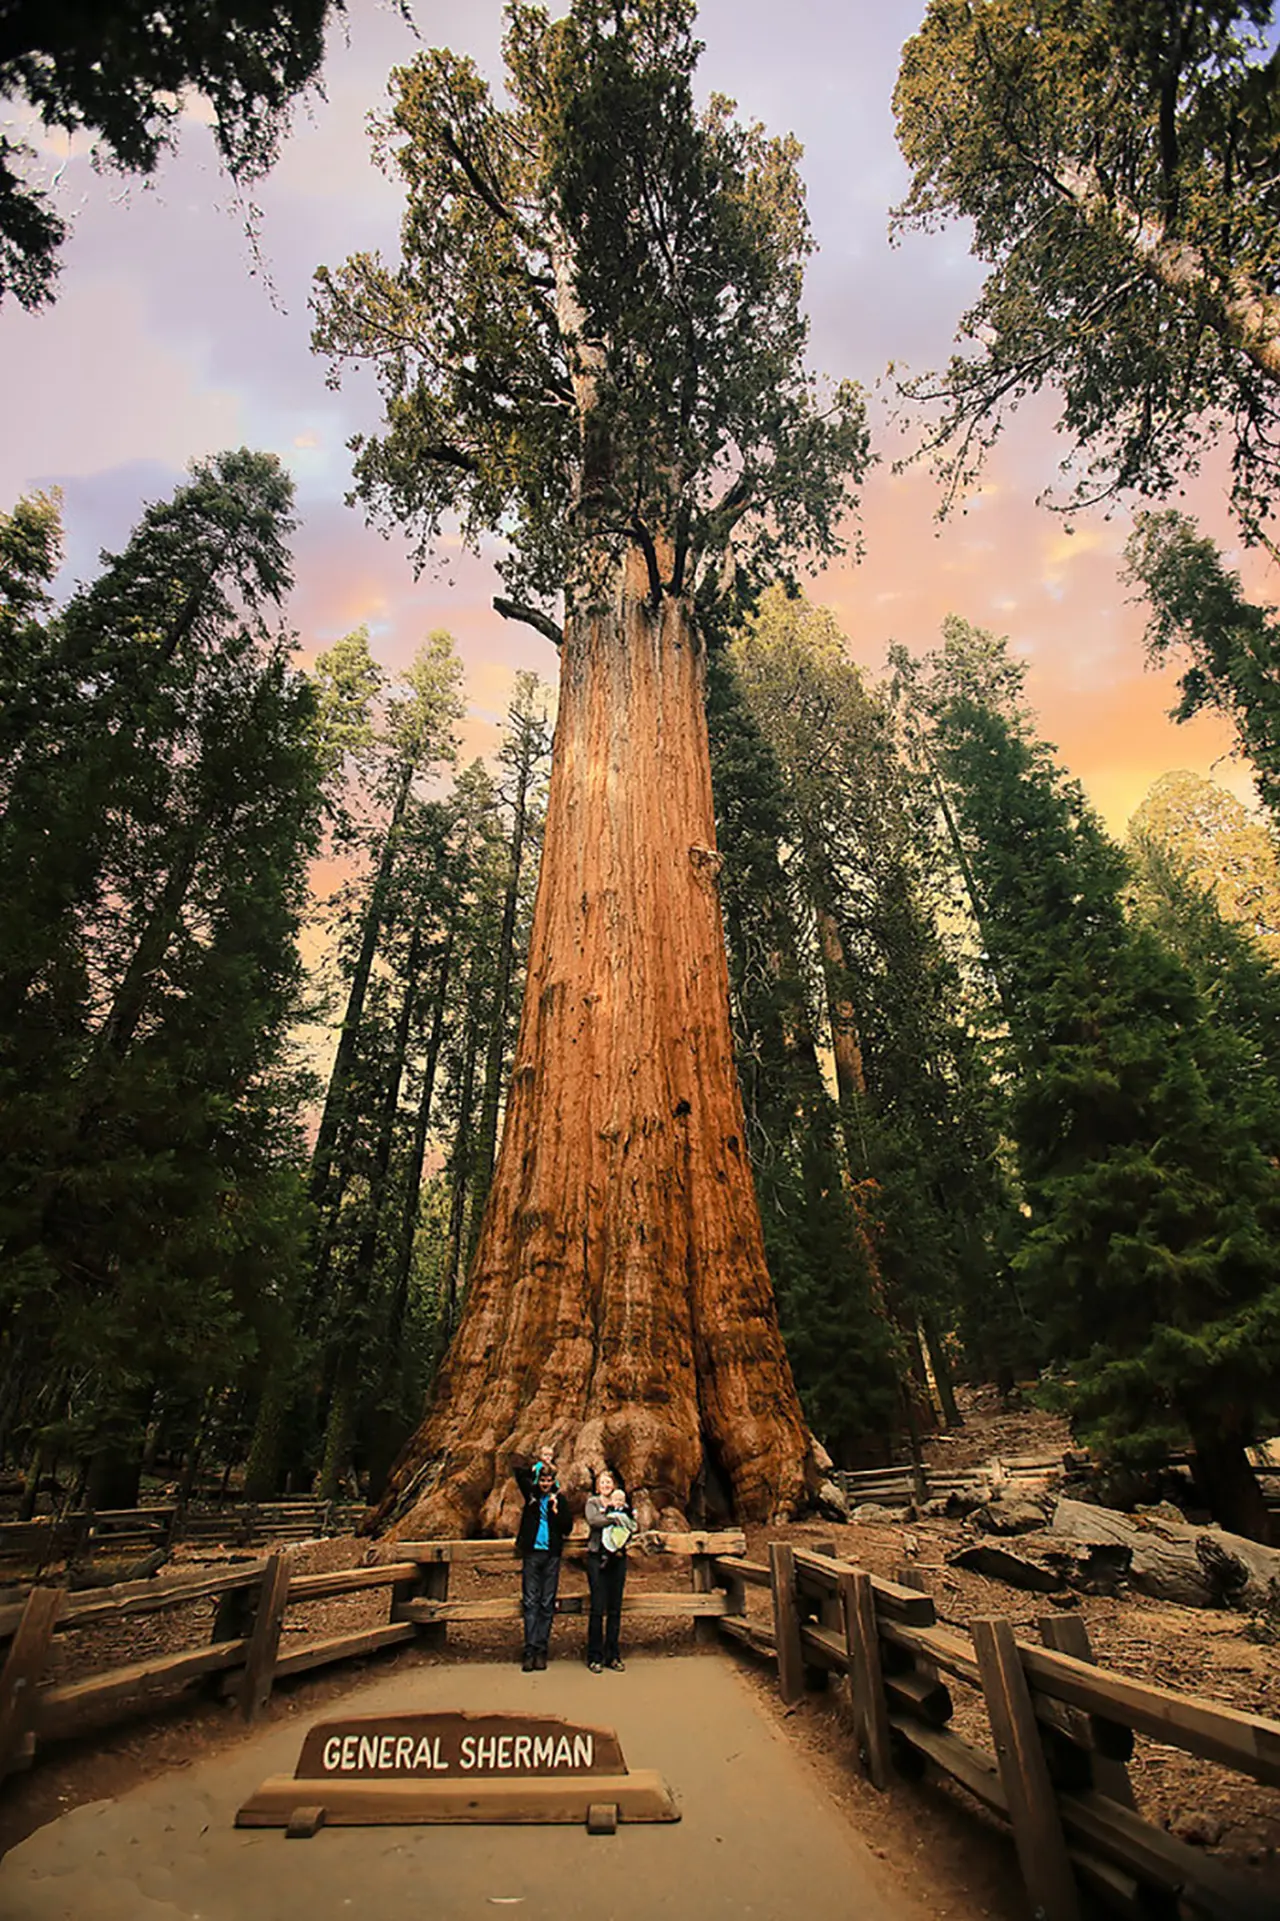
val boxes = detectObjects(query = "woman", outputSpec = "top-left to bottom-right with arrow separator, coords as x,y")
584,1466 -> 636,1673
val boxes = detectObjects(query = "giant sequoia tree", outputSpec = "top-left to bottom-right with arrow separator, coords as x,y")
316,0 -> 869,1533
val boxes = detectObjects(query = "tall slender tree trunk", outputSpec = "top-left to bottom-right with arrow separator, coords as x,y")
441,999 -> 482,1339
468,750 -> 535,1253
376,550 -> 816,1536
317,919 -> 428,1497
385,929 -> 455,1356
308,761 -> 413,1218
921,1309 -> 962,1429
1190,1418 -> 1272,1543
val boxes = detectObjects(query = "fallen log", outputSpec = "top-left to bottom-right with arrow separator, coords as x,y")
947,1543 -> 1065,1594
1048,1498 -> 1280,1609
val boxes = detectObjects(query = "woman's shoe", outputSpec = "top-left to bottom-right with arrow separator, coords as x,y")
605,1657 -> 625,1671
588,1659 -> 603,1674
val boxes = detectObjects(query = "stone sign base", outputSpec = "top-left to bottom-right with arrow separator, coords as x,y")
235,1710 -> 679,1834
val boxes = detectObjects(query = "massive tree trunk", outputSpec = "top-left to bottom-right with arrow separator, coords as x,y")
376,550 -> 817,1536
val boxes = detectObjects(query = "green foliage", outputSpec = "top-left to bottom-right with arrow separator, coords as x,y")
1128,769 -> 1280,958
726,590 -> 1019,1409
893,0 -> 1280,536
0,0 -> 350,308
312,0 -> 869,610
0,456 -> 324,1478
1124,511 -> 1280,823
706,648 -> 902,1458
919,624 -> 1280,1504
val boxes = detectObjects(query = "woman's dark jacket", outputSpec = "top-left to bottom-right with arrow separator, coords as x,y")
513,1462 -> 573,1556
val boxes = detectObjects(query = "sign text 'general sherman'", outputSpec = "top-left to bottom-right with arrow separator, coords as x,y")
296,1712 -> 625,1780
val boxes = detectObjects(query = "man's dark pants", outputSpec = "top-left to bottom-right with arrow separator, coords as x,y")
521,1548 -> 562,1653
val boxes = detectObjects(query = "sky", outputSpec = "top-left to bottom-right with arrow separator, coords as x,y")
1,0 -> 1271,832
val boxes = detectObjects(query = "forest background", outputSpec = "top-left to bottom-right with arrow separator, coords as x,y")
4,0 -> 1280,1535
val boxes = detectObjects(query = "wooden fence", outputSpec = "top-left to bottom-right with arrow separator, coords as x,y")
0,1528 -> 745,1789
715,1542 -> 1280,1921
833,1447 -> 1280,1515
0,1499 -> 367,1571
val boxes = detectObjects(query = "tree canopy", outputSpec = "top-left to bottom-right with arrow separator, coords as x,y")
312,0 -> 869,615
0,0 -> 351,309
892,0 -> 1280,537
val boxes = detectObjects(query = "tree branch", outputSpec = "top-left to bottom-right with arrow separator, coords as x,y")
1056,160 -> 1280,383
630,518 -> 664,612
493,597 -> 562,648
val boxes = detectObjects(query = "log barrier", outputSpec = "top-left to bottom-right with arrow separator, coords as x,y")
0,1499 -> 368,1572
0,1529 -> 744,1786
714,1543 -> 1280,1921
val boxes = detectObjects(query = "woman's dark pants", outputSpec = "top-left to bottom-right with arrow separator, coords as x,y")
587,1550 -> 626,1663
521,1549 -> 561,1654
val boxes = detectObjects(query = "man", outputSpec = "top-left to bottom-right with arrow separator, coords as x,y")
514,1449 -> 572,1670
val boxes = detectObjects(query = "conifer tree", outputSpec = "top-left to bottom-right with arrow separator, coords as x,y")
922,622 -> 1280,1539
326,1 -> 870,1532
0,460 -> 325,1497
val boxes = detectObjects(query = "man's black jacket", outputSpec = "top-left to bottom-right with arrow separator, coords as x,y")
513,1462 -> 573,1556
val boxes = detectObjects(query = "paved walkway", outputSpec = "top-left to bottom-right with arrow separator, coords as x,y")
0,1655 -> 906,1921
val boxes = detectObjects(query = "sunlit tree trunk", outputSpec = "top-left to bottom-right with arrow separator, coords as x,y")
377,550 -> 816,1534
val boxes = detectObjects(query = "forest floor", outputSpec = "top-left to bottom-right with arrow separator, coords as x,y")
1,1390 -> 1278,1917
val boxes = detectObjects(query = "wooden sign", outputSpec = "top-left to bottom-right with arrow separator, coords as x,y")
295,1712 -> 624,1779
236,1709 -> 679,1834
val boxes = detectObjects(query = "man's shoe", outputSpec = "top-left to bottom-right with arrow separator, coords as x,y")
535,1648 -> 548,1670
588,1660 -> 603,1674
606,1658 -> 625,1671
521,1648 -> 536,1672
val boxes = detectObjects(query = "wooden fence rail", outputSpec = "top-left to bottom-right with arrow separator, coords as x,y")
833,1449 -> 1280,1515
716,1543 -> 1279,1921
0,1500 -> 367,1571
0,1528 -> 746,1788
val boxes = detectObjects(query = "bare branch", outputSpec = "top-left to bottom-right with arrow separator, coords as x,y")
493,596 -> 562,648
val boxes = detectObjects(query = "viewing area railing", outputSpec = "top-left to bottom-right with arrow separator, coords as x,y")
0,1499 -> 367,1571
833,1448 -> 1280,1515
714,1541 -> 1280,1921
3,1525 -> 1279,1919
0,1528 -> 745,1786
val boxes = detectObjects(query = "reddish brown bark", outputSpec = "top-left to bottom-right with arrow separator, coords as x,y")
377,551 -> 817,1536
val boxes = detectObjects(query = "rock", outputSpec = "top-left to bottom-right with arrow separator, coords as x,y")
922,1490 -> 986,1520
948,1542 -> 1066,1594
1168,1810 -> 1225,1848
851,1502 -> 911,1525
972,1494 -> 1052,1537
1138,1500 -> 1187,1525
814,1478 -> 851,1521
1049,1497 -> 1280,1610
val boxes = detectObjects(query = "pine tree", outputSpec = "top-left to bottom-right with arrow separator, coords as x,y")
706,647 -> 902,1466
0,459 -> 325,1497
922,623 -> 1280,1539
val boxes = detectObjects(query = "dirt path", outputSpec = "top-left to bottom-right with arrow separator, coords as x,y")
0,1655 -> 935,1921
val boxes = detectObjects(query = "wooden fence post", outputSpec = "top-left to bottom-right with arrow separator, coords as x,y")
768,1542 -> 804,1706
841,1569 -> 890,1790
1038,1613 -> 1136,1809
690,1551 -> 717,1647
410,1557 -> 450,1651
0,1587 -> 64,1781
237,1553 -> 292,1723
718,1561 -> 747,1621
892,1563 -> 940,1686
973,1615 -> 1081,1921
